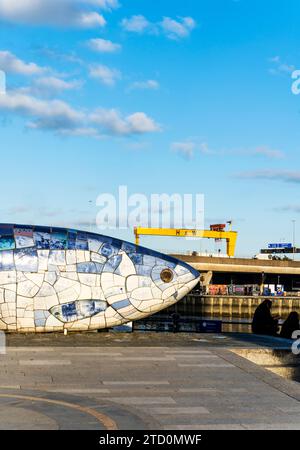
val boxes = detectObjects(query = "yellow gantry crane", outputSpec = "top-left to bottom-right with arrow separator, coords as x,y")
134,225 -> 238,257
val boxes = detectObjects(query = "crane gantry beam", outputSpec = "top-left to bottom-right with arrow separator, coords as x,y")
134,227 -> 238,257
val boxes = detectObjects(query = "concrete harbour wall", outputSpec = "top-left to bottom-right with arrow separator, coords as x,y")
170,295 -> 300,321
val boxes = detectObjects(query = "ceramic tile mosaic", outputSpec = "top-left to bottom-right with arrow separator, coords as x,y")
0,224 -> 200,332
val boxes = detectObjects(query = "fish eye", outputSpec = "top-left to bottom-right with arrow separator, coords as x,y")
160,268 -> 174,283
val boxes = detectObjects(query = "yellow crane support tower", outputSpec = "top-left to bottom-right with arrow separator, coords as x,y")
134,227 -> 238,257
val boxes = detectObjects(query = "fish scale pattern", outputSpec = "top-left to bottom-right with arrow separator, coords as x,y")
0,224 -> 200,332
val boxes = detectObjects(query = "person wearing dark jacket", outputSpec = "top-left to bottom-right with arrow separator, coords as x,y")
171,312 -> 181,333
280,312 -> 299,339
252,299 -> 279,336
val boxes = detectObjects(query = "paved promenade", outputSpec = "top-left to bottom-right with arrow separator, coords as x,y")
0,332 -> 299,430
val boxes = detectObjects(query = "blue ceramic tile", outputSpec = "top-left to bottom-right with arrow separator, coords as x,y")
14,248 -> 38,272
14,227 -> 34,249
100,243 -> 114,258
112,299 -> 131,310
0,250 -> 15,271
76,239 -> 89,250
34,232 -> 50,249
34,226 -> 51,233
111,238 -> 122,250
128,253 -> 143,265
97,235 -> 113,245
0,236 -> 15,251
0,224 -> 14,235
136,264 -> 152,276
122,242 -> 136,253
103,254 -> 122,272
34,310 -> 50,327
61,302 -> 77,320
68,230 -> 77,241
50,232 -> 67,250
77,262 -> 103,273
77,231 -> 87,240
67,239 -> 77,250
50,300 -> 107,323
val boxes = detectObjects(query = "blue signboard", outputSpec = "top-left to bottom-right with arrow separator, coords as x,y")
268,243 -> 292,249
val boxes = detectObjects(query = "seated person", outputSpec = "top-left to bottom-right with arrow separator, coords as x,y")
280,312 -> 299,339
252,300 -> 279,336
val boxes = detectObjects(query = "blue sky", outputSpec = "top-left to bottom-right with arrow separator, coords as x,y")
0,0 -> 300,256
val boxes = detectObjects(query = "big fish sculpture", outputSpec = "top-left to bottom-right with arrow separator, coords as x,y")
0,224 -> 200,332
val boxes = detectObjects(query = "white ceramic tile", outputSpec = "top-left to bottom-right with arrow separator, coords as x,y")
76,251 -> 86,263
126,275 -> 152,292
91,252 -> 106,264
4,290 -> 16,303
25,273 -> 44,286
34,295 -> 58,310
66,250 -> 77,265
0,271 -> 16,285
37,250 -> 49,271
88,238 -> 102,253
54,276 -> 78,293
44,272 -> 57,285
58,287 -> 80,302
45,314 -> 63,328
17,280 -> 39,298
131,287 -> 155,300
78,284 -> 92,299
78,273 -> 98,287
116,253 -> 136,277
17,317 -> 35,328
36,282 -> 56,297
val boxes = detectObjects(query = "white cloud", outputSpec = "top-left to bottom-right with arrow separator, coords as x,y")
121,15 -> 151,33
87,38 -> 121,53
235,170 -> 300,183
59,127 -> 99,137
0,91 -> 84,131
274,204 -> 300,213
128,80 -> 160,91
127,112 -> 160,133
128,80 -> 159,91
20,76 -> 83,96
171,141 -> 196,159
121,15 -> 196,39
171,140 -> 216,159
78,11 -> 106,28
0,0 -> 109,28
89,64 -> 121,86
90,109 -> 161,135
252,146 -> 284,159
85,0 -> 120,10
0,90 -> 161,137
160,16 -> 196,40
38,47 -> 84,66
0,50 -> 46,75
268,56 -> 295,75
171,141 -> 284,160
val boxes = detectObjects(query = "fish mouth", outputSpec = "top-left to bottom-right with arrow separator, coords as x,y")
178,260 -> 200,280
186,275 -> 200,292
176,276 -> 200,301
